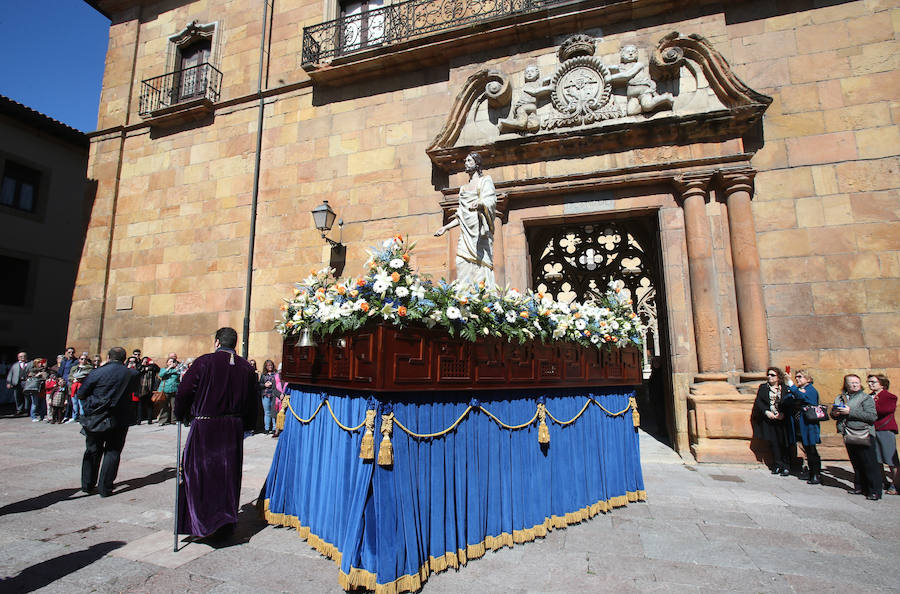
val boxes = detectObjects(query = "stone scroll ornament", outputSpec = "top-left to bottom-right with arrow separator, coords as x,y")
496,34 -> 675,133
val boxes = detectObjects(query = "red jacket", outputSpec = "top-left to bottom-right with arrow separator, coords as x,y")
874,390 -> 898,433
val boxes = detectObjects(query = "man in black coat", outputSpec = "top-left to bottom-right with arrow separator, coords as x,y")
77,346 -> 139,497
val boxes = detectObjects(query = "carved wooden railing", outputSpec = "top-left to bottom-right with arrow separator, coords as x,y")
282,322 -> 641,392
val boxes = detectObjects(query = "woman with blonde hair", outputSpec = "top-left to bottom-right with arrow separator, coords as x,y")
783,369 -> 822,484
832,374 -> 881,500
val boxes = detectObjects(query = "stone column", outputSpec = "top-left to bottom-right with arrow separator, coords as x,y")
718,167 -> 768,372
675,174 -> 723,373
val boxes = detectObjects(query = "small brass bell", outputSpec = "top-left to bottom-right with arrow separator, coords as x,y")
296,328 -> 317,348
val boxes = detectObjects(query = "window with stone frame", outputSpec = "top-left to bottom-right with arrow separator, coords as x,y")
339,0 -> 385,53
166,21 -> 219,105
0,160 -> 40,213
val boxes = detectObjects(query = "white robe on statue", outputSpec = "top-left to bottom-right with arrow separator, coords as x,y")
455,175 -> 497,289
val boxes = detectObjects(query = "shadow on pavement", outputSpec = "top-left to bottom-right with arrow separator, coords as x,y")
0,488 -> 82,517
0,468 -> 176,517
180,501 -> 269,551
111,467 -> 176,496
0,541 -> 125,592
821,465 -> 855,492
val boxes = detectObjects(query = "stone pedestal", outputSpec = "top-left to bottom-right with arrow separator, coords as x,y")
686,374 -> 759,463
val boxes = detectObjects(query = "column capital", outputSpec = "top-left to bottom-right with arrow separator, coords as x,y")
672,172 -> 713,204
715,166 -> 757,198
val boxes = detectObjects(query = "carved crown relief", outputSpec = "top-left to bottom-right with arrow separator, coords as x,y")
427,32 -> 772,173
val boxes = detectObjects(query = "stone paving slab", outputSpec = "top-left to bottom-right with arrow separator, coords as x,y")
0,416 -> 898,592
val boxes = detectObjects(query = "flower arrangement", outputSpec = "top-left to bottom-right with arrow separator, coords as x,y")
277,235 -> 643,349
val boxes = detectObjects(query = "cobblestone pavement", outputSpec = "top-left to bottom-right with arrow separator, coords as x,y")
1,414 -> 898,593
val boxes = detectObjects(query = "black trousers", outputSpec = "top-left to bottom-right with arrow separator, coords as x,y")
846,437 -> 882,498
82,425 -> 128,496
805,443 -> 821,475
12,384 -> 25,413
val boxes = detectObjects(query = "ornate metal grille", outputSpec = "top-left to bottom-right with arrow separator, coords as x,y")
528,219 -> 661,377
139,63 -> 222,116
301,0 -> 605,65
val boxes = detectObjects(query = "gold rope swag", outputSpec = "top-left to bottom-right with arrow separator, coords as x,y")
284,393 -> 638,446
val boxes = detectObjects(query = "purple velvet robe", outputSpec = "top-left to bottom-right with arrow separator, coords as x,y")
174,349 -> 257,537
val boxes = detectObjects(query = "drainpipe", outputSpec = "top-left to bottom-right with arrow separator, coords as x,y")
242,0 -> 271,358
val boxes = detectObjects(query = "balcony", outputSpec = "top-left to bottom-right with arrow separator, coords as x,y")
302,0 -> 586,66
138,63 -> 222,124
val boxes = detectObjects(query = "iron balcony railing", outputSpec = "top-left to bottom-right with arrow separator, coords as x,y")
139,62 -> 222,116
301,0 -> 578,65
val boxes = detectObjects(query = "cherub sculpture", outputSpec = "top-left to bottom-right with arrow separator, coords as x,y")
607,44 -> 674,116
498,65 -> 554,133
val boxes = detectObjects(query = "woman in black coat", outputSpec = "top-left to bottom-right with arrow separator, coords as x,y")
753,366 -> 793,475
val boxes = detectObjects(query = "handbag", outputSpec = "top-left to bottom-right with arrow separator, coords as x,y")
151,390 -> 166,403
801,404 -> 828,423
843,425 -> 871,446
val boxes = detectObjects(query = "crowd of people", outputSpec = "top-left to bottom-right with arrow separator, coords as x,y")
4,347 -> 288,438
753,367 -> 898,501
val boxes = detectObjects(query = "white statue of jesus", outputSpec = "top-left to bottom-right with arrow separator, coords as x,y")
434,152 -> 497,289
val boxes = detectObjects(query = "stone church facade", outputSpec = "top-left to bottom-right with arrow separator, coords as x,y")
76,0 -> 898,461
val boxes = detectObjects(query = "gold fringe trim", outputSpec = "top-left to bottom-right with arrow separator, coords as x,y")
276,394 -> 289,431
263,489 -> 647,594
629,396 -> 640,427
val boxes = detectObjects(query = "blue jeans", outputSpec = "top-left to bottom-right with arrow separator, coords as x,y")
26,390 -> 45,420
71,396 -> 84,420
261,396 -> 275,431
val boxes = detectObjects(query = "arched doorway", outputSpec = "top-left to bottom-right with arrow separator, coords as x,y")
526,212 -> 673,444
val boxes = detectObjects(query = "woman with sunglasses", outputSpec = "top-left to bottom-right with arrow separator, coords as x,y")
867,374 -> 898,495
753,367 -> 793,476
783,369 -> 822,484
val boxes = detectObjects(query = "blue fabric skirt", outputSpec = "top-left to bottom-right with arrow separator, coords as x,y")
263,386 -> 644,593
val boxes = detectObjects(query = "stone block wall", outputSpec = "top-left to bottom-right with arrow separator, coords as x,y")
74,0 -> 898,459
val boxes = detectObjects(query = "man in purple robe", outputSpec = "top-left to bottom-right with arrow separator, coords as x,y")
174,327 -> 257,540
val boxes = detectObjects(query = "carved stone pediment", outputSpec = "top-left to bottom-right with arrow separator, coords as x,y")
427,32 -> 772,173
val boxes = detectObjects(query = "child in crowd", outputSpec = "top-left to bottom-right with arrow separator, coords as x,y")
44,373 -> 58,423
49,376 -> 68,424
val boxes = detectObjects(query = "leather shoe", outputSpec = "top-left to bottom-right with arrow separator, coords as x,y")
807,474 -> 821,485
779,468 -> 791,476
866,494 -> 881,501
850,488 -> 863,495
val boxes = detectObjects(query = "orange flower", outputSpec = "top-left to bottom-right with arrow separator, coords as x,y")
349,289 -> 359,298
395,233 -> 403,242
336,285 -> 346,295
402,253 -> 409,262
483,307 -> 491,313
398,306 -> 407,317
391,271 -> 400,283
574,312 -> 581,319
360,302 -> 369,312
478,281 -> 485,289
520,311 -> 529,318
357,278 -> 366,287
280,304 -> 287,311
584,330 -> 591,336
286,321 -> 294,327
459,297 -> 468,305
611,336 -> 618,342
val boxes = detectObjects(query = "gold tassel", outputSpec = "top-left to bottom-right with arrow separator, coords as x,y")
537,403 -> 550,445
629,396 -> 640,428
377,412 -> 394,466
359,408 -> 376,460
276,395 -> 289,431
